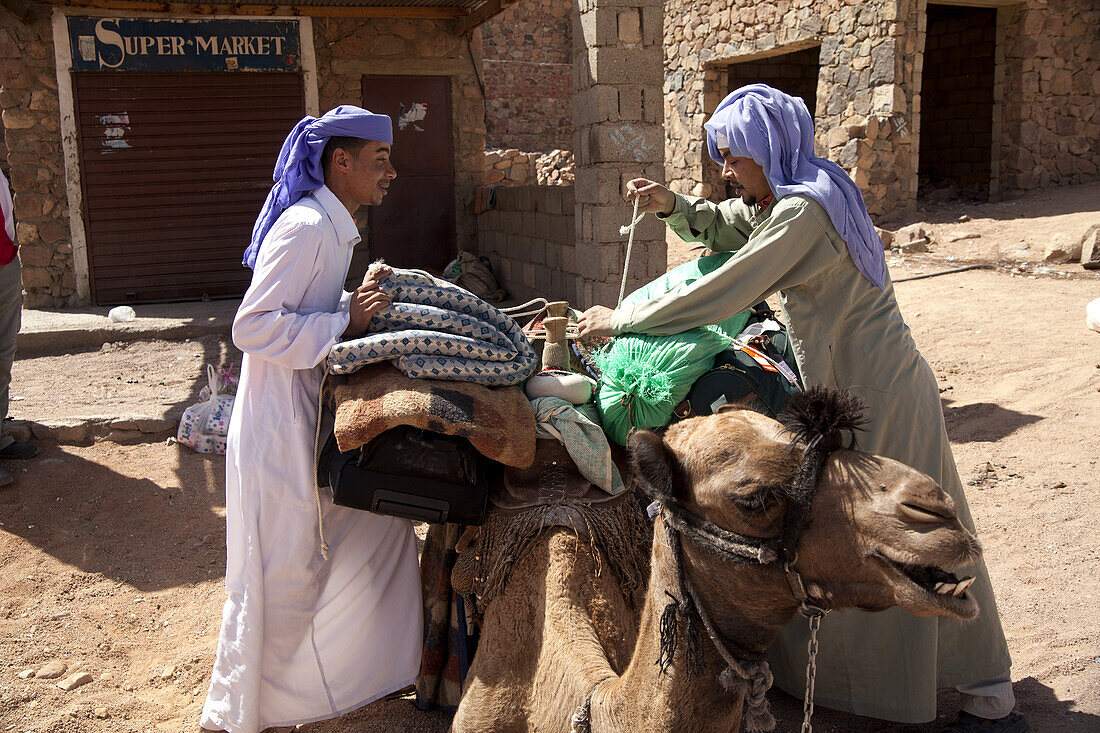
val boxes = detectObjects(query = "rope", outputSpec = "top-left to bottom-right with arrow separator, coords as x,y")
892,263 -> 993,283
617,197 -> 643,307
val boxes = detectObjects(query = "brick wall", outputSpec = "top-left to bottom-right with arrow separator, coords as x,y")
482,0 -> 572,151
476,186 -> 577,304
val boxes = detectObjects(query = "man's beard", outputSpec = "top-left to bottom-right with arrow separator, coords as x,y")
725,180 -> 756,206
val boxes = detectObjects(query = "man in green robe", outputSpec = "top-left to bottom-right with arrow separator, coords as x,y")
577,84 -> 1024,732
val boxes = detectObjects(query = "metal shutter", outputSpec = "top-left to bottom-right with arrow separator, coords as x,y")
73,71 -> 304,304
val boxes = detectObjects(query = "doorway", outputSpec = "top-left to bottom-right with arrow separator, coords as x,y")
357,75 -> 456,285
919,4 -> 997,201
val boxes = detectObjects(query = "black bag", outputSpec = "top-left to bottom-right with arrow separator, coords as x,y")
677,302 -> 802,420
316,401 -> 498,526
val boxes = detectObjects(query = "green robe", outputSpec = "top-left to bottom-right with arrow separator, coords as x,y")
609,192 -> 1011,723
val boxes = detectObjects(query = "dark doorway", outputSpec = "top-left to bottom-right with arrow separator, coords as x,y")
919,4 -> 997,201
719,47 -> 821,200
726,46 -> 821,118
357,75 -> 456,285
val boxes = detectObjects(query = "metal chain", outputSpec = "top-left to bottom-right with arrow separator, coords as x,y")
800,607 -> 824,733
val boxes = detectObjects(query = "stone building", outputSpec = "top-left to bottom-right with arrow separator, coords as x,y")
1,0 -> 666,310
663,0 -> 1099,218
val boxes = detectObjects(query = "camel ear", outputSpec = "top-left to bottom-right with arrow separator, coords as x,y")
628,429 -> 683,501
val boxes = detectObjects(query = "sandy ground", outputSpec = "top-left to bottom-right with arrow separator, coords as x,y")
0,184 -> 1098,732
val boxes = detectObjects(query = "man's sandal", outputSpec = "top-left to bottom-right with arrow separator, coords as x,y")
943,711 -> 1029,732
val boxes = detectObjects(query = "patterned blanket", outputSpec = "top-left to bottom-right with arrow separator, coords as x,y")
328,268 -> 537,386
329,362 -> 536,469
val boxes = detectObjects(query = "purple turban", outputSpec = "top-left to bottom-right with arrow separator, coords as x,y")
703,84 -> 886,290
244,105 -> 392,269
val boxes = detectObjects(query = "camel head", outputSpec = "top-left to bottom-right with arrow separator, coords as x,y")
630,387 -> 981,625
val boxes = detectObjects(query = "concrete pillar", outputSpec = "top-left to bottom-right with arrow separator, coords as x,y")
571,0 -> 666,309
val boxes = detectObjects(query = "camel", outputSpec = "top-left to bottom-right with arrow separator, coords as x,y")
452,388 -> 983,733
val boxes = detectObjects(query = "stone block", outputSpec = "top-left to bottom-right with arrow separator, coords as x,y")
1,108 -> 36,130
551,214 -> 574,245
587,47 -> 662,86
561,244 -> 577,274
618,8 -> 642,44
577,7 -> 618,47
871,84 -> 906,115
617,87 -> 644,121
589,123 -> 663,165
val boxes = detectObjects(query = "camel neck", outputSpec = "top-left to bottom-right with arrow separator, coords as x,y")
591,522 -> 795,732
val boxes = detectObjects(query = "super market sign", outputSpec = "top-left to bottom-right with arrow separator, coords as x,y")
67,17 -> 301,72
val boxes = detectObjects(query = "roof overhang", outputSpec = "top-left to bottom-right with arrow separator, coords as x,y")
14,0 -> 515,32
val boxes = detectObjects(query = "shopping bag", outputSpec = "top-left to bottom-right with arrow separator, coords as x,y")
177,365 -> 235,454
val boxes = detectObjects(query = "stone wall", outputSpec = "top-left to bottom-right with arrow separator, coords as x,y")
664,0 -> 1098,220
664,0 -> 914,218
482,0 -> 573,152
312,17 -> 486,255
998,0 -> 1099,191
476,185 -> 577,304
0,11 -> 76,307
484,147 -> 575,186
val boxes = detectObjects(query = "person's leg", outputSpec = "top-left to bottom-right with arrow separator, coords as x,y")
957,675 -> 1016,719
0,258 -> 22,452
945,674 -> 1027,732
0,257 -> 34,464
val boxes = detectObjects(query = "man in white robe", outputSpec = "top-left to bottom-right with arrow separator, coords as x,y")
200,106 -> 423,733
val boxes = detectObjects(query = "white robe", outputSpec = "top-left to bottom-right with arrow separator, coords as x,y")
201,185 -> 423,733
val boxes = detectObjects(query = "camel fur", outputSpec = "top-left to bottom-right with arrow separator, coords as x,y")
453,396 -> 982,733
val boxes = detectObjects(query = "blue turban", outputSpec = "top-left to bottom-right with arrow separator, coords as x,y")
244,105 -> 393,269
703,84 -> 886,290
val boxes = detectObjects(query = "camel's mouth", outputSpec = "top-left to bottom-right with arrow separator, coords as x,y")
871,551 -> 979,619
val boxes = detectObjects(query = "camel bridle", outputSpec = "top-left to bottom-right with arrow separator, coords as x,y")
645,430 -> 837,733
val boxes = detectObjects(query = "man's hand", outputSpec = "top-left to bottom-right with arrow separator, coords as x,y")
576,305 -> 616,338
625,178 -> 675,216
344,265 -> 392,338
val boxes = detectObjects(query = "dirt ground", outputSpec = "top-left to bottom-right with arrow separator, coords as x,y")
1,183 -> 1098,732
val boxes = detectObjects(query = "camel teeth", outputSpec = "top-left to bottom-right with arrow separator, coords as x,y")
952,577 -> 976,596
934,581 -> 956,595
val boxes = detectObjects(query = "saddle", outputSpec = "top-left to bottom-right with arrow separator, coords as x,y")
492,438 -> 632,511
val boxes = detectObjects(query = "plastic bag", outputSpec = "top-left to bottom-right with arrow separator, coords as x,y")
177,365 -> 235,454
198,363 -> 237,401
594,253 -> 754,446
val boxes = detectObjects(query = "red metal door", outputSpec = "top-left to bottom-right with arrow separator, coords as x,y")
360,75 -> 455,277
72,71 -> 304,304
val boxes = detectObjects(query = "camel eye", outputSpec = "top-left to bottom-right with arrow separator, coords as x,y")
732,493 -> 772,514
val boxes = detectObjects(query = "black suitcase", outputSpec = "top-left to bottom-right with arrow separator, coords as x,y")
316,399 -> 497,526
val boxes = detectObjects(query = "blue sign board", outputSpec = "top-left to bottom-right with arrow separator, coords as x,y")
67,17 -> 301,72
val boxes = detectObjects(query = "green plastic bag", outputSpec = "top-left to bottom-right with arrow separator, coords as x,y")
595,253 -> 753,445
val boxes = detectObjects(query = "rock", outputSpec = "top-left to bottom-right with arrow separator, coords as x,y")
894,223 -> 931,252
948,232 -> 981,242
158,665 -> 176,679
1079,223 -> 1100,270
1042,234 -> 1080,263
17,669 -> 35,679
1087,298 -> 1100,334
56,672 -> 93,691
875,226 -> 894,249
956,214 -> 971,223
94,707 -> 109,718
35,659 -> 66,679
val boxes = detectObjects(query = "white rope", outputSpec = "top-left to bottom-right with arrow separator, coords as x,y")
501,297 -> 549,318
617,196 -> 643,307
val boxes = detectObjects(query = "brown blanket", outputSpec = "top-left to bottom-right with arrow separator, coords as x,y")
330,362 -> 536,469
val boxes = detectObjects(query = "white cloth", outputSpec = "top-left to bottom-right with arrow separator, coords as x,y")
0,168 -> 14,241
201,185 -> 423,733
